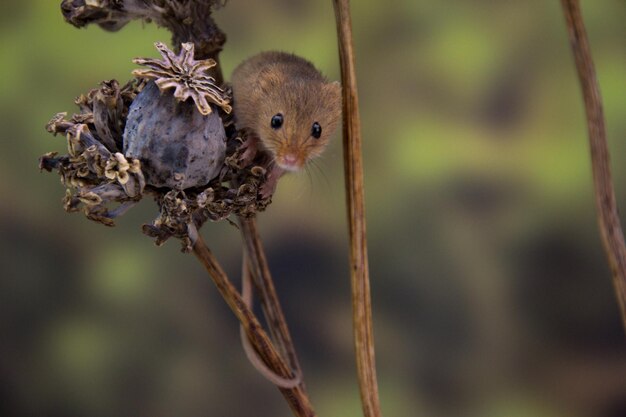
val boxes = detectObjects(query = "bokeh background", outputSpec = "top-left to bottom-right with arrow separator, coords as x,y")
2,1 -> 626,416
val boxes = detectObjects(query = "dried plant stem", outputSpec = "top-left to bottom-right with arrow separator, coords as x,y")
240,253 -> 301,388
561,0 -> 626,328
239,217 -> 304,379
192,235 -> 316,417
332,1 -> 382,416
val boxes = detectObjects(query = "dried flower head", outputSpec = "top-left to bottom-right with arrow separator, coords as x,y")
41,65 -> 272,250
133,42 -> 232,116
42,116 -> 146,227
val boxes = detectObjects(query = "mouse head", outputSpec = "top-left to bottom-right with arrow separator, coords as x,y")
256,77 -> 341,171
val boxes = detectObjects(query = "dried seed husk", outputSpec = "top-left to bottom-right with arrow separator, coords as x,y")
123,81 -> 227,189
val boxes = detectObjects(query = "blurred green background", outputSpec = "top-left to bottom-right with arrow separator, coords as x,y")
1,1 -> 626,416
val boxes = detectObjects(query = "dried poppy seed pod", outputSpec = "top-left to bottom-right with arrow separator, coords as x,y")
124,42 -> 232,190
42,42 -> 272,245
123,81 -> 226,189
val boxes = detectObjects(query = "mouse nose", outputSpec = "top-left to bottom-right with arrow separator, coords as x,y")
278,152 -> 302,171
282,154 -> 298,165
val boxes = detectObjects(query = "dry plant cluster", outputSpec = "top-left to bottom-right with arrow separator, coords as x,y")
41,1 -> 380,416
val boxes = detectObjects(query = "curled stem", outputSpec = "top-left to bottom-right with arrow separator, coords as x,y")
239,252 -> 302,388
192,234 -> 315,417
239,217 -> 304,378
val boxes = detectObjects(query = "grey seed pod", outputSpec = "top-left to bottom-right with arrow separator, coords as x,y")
123,81 -> 226,190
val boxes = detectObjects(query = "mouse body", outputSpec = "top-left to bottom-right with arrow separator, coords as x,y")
231,51 -> 341,176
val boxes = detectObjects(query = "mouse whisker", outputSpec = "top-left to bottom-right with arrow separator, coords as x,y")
307,158 -> 331,190
304,164 -> 314,189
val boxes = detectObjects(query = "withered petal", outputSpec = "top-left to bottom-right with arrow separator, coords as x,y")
78,191 -> 103,206
193,93 -> 212,115
154,41 -> 179,67
132,41 -> 231,116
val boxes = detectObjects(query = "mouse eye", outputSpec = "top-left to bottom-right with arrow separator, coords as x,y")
271,113 -> 283,129
311,122 -> 322,139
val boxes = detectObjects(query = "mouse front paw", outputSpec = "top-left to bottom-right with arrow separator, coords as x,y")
259,165 -> 285,199
239,134 -> 260,168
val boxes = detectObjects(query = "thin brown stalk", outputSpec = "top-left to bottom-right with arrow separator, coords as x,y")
240,252 -> 301,388
561,0 -> 626,328
332,1 -> 383,416
239,217 -> 304,380
192,235 -> 316,417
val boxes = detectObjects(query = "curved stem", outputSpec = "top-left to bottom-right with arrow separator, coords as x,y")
561,0 -> 626,328
332,1 -> 383,416
239,217 -> 304,378
192,235 -> 316,417
239,251 -> 302,388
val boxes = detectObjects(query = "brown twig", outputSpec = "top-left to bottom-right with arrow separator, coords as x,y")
239,252 -> 302,388
192,234 -> 315,417
561,0 -> 626,328
239,217 -> 304,380
332,1 -> 382,416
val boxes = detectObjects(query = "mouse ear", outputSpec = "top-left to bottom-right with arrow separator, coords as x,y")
326,81 -> 341,95
257,68 -> 282,92
324,81 -> 342,109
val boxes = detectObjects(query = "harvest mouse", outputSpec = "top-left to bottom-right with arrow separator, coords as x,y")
231,51 -> 342,197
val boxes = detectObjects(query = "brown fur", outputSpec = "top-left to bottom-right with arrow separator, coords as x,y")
231,51 -> 342,170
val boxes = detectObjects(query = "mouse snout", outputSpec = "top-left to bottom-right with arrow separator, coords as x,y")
276,150 -> 303,172
283,153 -> 298,165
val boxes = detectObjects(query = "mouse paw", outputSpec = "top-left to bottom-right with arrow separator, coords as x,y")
239,135 -> 259,168
259,165 -> 285,199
